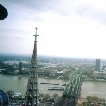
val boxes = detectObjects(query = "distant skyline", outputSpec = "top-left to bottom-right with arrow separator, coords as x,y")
1,0 -> 106,59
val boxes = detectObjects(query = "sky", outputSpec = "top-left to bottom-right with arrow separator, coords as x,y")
1,0 -> 106,59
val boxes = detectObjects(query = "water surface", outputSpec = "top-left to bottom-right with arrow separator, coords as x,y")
0,75 -> 106,99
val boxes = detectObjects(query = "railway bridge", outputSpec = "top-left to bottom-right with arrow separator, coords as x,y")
54,71 -> 83,106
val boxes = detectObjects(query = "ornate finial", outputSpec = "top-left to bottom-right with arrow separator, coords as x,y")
36,27 -> 38,35
33,27 -> 39,42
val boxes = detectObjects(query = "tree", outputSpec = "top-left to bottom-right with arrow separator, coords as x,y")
52,94 -> 59,98
43,94 -> 51,101
7,90 -> 14,98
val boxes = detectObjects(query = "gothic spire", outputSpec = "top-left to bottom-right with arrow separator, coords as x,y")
26,28 -> 39,106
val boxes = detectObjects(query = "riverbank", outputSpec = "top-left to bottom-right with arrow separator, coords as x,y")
84,79 -> 106,82
0,74 -> 106,99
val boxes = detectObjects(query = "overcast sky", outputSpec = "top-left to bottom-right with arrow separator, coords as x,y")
1,0 -> 106,59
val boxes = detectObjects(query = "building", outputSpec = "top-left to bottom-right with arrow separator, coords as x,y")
26,28 -> 39,106
95,59 -> 101,72
93,59 -> 106,79
93,71 -> 106,79
19,62 -> 22,74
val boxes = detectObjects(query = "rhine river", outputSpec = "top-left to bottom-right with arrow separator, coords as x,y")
0,74 -> 106,99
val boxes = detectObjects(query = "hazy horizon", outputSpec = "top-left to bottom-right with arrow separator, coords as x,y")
0,52 -> 105,60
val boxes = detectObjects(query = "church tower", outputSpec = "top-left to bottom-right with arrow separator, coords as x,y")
26,28 -> 39,106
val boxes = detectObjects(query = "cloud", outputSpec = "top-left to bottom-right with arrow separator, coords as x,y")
76,4 -> 106,25
1,0 -> 106,58
1,0 -> 62,12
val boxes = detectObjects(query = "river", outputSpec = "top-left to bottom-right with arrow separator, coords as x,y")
0,74 -> 106,99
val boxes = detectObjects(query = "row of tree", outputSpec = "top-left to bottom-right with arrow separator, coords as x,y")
0,61 -> 15,74
77,96 -> 105,106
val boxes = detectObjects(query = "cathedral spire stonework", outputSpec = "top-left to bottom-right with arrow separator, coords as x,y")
26,28 -> 39,106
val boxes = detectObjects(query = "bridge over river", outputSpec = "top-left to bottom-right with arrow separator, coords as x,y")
54,71 -> 83,106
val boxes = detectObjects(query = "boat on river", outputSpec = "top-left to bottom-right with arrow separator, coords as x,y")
48,85 -> 64,91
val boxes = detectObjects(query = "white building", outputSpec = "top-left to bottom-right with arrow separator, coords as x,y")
93,71 -> 106,79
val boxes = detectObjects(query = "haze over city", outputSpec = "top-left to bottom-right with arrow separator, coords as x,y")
1,0 -> 106,59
